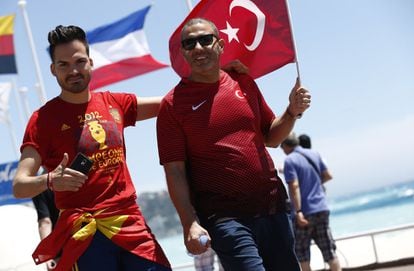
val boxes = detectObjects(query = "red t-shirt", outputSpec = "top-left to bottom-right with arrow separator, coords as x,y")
22,91 -> 137,210
157,71 -> 287,219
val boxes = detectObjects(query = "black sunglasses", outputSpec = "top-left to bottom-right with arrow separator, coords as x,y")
181,34 -> 218,51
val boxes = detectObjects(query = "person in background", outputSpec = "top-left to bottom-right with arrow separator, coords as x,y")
32,187 -> 59,270
281,132 -> 341,271
298,133 -> 312,149
13,25 -> 171,271
157,18 -> 310,270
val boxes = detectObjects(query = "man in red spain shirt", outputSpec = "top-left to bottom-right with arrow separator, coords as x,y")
13,25 -> 171,271
157,18 -> 311,270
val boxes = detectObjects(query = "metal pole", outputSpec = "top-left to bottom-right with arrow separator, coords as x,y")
18,0 -> 48,105
284,0 -> 302,84
6,115 -> 20,159
18,86 -> 32,120
11,78 -> 28,127
185,0 -> 193,11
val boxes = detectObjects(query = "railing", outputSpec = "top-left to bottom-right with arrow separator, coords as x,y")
172,223 -> 414,271
311,223 -> 414,270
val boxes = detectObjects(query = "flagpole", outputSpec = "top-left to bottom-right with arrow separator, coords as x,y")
284,0 -> 302,85
18,0 -> 48,105
11,78 -> 28,128
18,86 -> 32,120
5,114 -> 20,159
185,0 -> 193,11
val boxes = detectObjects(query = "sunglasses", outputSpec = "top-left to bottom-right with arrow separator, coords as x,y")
181,34 -> 218,51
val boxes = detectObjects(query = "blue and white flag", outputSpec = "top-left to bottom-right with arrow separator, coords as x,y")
87,6 -> 167,90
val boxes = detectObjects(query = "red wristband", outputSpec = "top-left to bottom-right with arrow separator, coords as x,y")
47,172 -> 53,191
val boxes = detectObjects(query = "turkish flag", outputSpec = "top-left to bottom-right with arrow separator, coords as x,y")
169,0 -> 295,79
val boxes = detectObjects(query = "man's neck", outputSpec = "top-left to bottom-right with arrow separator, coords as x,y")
59,89 -> 91,104
189,69 -> 221,84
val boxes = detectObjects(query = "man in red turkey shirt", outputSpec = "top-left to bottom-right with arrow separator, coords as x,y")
157,18 -> 311,270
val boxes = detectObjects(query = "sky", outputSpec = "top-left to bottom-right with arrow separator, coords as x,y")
1,0 -> 414,198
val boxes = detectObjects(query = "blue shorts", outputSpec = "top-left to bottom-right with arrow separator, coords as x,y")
294,211 -> 337,262
73,231 -> 171,271
205,212 -> 300,271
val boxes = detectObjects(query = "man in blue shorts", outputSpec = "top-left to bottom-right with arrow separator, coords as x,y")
281,132 -> 342,271
157,18 -> 311,270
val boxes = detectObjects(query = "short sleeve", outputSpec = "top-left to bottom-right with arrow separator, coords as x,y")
156,98 -> 186,164
283,157 -> 297,183
21,111 -> 43,157
108,92 -> 138,127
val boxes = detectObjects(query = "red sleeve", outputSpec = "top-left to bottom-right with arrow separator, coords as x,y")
21,110 -> 44,157
156,94 -> 186,164
106,92 -> 137,127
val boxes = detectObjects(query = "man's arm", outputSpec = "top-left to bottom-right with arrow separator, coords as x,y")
13,146 -> 48,198
136,96 -> 163,121
38,216 -> 58,270
265,78 -> 311,147
14,147 -> 87,198
321,169 -> 333,184
38,217 -> 53,240
163,161 -> 209,255
288,180 -> 309,227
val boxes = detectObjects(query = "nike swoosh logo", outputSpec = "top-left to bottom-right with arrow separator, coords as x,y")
192,100 -> 207,111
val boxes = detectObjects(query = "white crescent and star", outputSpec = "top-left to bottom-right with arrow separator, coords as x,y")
220,0 -> 266,51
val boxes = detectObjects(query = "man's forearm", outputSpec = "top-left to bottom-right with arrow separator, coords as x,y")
265,110 -> 296,147
164,163 -> 198,230
38,217 -> 53,240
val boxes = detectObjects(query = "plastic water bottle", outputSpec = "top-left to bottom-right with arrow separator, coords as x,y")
187,235 -> 209,257
199,234 -> 208,246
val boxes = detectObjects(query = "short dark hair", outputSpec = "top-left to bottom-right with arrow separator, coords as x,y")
181,18 -> 219,40
298,134 -> 312,149
48,25 -> 89,62
282,133 -> 299,147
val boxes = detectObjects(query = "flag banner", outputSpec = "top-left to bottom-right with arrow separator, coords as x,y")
87,6 -> 168,90
0,161 -> 31,205
0,14 -> 18,74
169,0 -> 295,79
0,82 -> 12,123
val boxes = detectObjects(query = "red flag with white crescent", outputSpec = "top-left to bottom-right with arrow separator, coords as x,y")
169,0 -> 295,79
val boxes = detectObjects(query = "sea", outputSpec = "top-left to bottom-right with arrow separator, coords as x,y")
157,180 -> 414,270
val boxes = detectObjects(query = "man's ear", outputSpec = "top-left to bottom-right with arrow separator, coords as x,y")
50,63 -> 56,76
218,39 -> 225,53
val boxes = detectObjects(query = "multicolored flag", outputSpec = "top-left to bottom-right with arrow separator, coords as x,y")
0,14 -> 18,74
169,0 -> 295,79
87,6 -> 168,90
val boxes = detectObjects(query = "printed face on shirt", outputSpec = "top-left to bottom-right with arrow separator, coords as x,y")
50,39 -> 93,93
181,21 -> 224,76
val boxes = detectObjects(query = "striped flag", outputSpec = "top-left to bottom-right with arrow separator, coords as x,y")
0,14 -> 18,74
0,82 -> 12,123
87,6 -> 168,90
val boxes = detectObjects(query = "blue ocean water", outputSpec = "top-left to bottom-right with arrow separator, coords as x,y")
158,180 -> 414,268
329,180 -> 414,237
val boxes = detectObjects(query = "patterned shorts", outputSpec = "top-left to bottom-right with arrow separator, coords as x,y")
294,211 -> 337,262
